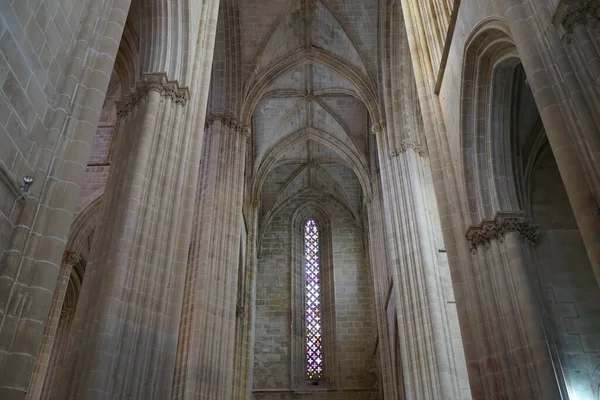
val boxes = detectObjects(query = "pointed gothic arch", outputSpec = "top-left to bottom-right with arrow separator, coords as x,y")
460,17 -> 600,399
460,18 -> 521,223
290,202 -> 337,388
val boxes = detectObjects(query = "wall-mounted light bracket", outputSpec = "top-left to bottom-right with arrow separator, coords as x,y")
21,176 -> 33,192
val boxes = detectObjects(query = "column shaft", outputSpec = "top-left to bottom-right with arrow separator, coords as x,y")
376,127 -> 466,399
397,1 -> 569,396
365,185 -> 401,400
466,215 -> 562,398
232,204 -> 258,399
55,75 -> 194,400
173,118 -> 247,400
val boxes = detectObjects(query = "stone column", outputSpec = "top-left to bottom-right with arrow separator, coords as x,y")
466,213 -> 562,399
503,0 -> 600,285
397,1 -> 581,395
55,74 -> 197,400
26,251 -> 80,400
364,184 -> 401,400
374,123 -> 467,400
173,115 -> 248,400
232,202 -> 258,399
558,2 -> 600,89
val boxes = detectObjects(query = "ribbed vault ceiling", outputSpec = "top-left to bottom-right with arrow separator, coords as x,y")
237,0 -> 380,222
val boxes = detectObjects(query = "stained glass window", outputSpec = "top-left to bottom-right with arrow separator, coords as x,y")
305,219 -> 323,380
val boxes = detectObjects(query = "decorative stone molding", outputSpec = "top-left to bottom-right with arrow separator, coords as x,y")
116,73 -> 190,117
586,0 -> 600,17
204,112 -> 237,128
390,141 -> 427,157
240,127 -> 251,137
371,121 -> 426,156
204,112 -> 250,137
62,251 -> 80,266
304,93 -> 315,102
555,0 -> 596,33
372,122 -> 386,134
466,212 -> 538,250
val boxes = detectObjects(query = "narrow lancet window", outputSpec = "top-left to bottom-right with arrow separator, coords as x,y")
305,219 -> 323,380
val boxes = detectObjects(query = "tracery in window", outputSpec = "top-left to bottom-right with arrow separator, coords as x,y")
305,219 -> 323,380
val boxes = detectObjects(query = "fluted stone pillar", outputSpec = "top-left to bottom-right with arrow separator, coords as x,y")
466,213 -> 562,399
374,123 -> 467,400
365,184 -> 400,400
378,4 -> 468,397
173,116 -> 248,400
558,1 -> 600,89
55,74 -> 199,399
232,202 -> 258,399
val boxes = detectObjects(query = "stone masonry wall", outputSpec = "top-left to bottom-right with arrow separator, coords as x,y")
0,0 -> 94,259
74,79 -> 120,215
532,148 -> 600,399
435,1 -> 504,193
253,191 -> 379,400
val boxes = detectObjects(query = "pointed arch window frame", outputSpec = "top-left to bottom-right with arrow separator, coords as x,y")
304,218 -> 324,380
291,205 -> 337,389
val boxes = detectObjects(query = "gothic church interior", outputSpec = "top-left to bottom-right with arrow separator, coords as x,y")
0,0 -> 599,399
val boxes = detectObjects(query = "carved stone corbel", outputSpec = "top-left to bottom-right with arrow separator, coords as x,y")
62,250 -> 80,266
372,121 -> 386,135
466,212 -> 539,251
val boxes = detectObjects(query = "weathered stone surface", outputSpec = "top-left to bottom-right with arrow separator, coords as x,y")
0,0 -> 598,399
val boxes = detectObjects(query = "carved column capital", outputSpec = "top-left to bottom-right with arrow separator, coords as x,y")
62,250 -> 80,266
584,0 -> 600,17
204,112 -> 249,137
555,1 -> 591,33
390,140 -> 427,157
116,73 -> 189,118
466,212 -> 538,251
142,73 -> 190,104
240,127 -> 251,137
372,121 -> 386,134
